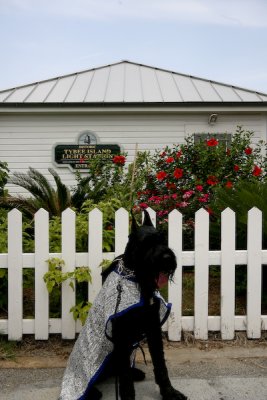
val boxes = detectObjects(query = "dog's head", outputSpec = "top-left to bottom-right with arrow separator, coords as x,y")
124,210 -> 177,297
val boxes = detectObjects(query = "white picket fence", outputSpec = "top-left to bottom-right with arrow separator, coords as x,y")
0,207 -> 266,341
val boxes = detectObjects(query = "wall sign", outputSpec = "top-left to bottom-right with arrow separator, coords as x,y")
54,131 -> 121,171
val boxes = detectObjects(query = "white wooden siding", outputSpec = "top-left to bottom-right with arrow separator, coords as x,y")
0,113 -> 266,195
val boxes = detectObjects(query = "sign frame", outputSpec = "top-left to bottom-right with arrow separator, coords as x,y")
52,131 -> 122,172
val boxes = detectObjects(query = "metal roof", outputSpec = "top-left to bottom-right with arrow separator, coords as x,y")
0,60 -> 267,104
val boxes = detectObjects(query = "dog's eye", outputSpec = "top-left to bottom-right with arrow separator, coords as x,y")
163,253 -> 171,259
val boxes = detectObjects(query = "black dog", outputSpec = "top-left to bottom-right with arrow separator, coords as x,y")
98,210 -> 188,400
59,210 -> 187,400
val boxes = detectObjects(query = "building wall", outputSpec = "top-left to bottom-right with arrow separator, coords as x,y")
0,111 -> 266,194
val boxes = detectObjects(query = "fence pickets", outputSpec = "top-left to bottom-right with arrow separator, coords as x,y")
62,208 -> 76,339
115,208 -> 129,256
168,210 -> 183,341
8,209 -> 23,341
247,207 -> 262,338
194,208 -> 209,340
88,208 -> 103,305
0,206 -> 266,341
220,208 -> 236,340
34,208 -> 49,340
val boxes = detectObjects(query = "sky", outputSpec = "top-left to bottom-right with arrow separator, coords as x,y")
1,0 -> 267,93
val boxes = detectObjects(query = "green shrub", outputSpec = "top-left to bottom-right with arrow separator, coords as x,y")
43,257 -> 92,324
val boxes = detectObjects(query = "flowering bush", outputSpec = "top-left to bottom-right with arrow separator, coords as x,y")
73,153 -> 128,206
137,127 -> 266,225
112,155 -> 126,166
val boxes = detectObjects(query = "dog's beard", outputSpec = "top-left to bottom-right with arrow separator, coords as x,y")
135,246 -> 177,296
151,247 -> 176,281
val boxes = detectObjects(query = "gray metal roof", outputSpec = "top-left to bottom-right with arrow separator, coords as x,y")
1,60 -> 267,104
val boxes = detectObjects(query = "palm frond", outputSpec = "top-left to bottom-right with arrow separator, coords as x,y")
0,195 -> 40,218
49,168 -> 71,212
10,168 -> 59,215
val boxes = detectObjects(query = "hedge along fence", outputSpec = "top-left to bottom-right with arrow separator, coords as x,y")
0,207 -> 266,341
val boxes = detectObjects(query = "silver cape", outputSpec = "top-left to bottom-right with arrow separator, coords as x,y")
59,260 -> 171,400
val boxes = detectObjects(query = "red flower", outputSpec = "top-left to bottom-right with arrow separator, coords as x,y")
156,171 -> 167,180
166,182 -> 176,190
160,151 -> 166,157
252,165 -> 262,176
225,181 -> 233,188
112,155 -> 126,165
234,165 -> 240,171
177,201 -> 189,208
245,147 -> 252,155
173,168 -> 183,179
206,175 -> 218,185
195,185 -> 203,192
176,150 -> 182,158
226,148 -> 231,155
139,202 -> 148,209
166,157 -> 174,163
206,138 -> 218,147
183,190 -> 194,200
198,193 -> 209,203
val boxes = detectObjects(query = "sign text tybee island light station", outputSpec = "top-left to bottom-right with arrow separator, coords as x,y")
54,132 -> 121,171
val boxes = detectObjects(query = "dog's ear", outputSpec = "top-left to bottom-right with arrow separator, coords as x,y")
131,211 -> 138,233
142,209 -> 154,227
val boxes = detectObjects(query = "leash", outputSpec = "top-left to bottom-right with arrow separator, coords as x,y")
114,281 -> 122,400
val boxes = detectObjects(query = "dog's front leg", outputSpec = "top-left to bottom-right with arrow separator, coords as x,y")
145,301 -> 188,400
112,320 -> 135,400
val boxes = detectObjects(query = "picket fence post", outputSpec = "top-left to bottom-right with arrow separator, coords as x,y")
247,207 -> 262,338
168,209 -> 183,341
35,208 -> 49,340
61,208 -> 76,339
221,208 -> 236,340
8,209 -> 23,341
115,208 -> 129,256
88,208 -> 103,304
194,208 -> 209,340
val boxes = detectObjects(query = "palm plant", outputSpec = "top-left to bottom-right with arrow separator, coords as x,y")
0,161 -> 9,197
0,167 -> 71,217
210,179 -> 267,303
211,179 -> 267,247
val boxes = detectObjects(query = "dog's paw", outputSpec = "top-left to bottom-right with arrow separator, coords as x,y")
131,367 -> 146,381
119,374 -> 135,400
161,385 -> 188,400
85,386 -> 102,400
119,388 -> 135,400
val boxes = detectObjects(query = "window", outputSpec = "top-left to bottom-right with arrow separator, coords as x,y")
194,133 -> 232,148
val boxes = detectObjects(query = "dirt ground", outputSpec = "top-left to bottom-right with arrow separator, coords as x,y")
0,331 -> 266,369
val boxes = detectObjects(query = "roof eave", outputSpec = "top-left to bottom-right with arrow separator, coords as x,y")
0,101 -> 267,113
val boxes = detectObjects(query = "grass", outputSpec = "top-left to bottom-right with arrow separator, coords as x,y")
0,335 -> 16,360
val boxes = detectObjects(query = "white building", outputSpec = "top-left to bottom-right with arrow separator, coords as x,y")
0,60 -> 267,194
